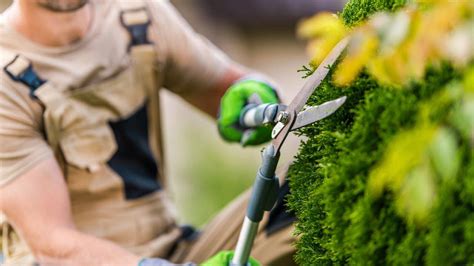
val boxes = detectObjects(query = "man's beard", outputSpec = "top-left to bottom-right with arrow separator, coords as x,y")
37,0 -> 89,13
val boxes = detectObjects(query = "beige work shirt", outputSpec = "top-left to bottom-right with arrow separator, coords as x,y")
0,0 -> 230,186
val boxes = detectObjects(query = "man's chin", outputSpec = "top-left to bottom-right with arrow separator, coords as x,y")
37,0 -> 89,13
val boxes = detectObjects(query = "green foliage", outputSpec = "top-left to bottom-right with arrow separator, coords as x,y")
287,0 -> 474,265
340,0 -> 408,27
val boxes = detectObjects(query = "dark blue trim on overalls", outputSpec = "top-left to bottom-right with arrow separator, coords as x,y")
108,106 -> 161,199
106,8 -> 161,200
3,55 -> 46,99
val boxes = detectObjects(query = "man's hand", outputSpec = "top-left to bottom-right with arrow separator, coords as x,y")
202,251 -> 261,266
218,79 -> 280,146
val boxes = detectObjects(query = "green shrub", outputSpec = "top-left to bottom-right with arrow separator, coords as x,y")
287,0 -> 474,265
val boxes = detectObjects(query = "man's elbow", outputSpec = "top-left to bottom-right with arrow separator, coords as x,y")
28,227 -> 77,264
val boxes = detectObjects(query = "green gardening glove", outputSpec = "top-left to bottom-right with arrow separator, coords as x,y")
218,79 -> 280,146
202,251 -> 261,266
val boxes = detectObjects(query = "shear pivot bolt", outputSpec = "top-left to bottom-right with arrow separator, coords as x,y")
276,111 -> 290,124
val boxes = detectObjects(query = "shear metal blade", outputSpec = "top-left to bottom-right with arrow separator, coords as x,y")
291,96 -> 347,131
271,37 -> 350,153
284,37 -> 349,116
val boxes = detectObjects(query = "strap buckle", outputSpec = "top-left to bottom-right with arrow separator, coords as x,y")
3,55 -> 46,99
120,8 -> 152,48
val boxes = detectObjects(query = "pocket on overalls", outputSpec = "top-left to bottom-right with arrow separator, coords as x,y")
60,124 -> 117,171
70,67 -> 147,120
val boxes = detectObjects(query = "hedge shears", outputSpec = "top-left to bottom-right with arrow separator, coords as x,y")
231,37 -> 350,266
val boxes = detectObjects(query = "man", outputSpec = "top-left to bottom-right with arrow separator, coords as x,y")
0,0 -> 295,265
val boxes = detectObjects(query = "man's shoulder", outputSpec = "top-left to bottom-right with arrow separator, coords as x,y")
0,46 -> 18,67
0,48 -> 25,90
0,12 -> 17,63
0,50 -> 39,110
0,10 -> 8,30
0,72 -> 33,108
0,13 -> 34,78
144,0 -> 174,16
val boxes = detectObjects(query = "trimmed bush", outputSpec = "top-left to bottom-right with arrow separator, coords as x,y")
287,0 -> 474,265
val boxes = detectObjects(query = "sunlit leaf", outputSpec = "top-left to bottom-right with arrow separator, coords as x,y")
429,128 -> 460,182
396,163 -> 436,225
297,12 -> 346,39
333,32 -> 379,86
307,37 -> 342,67
441,22 -> 474,66
368,124 -> 438,198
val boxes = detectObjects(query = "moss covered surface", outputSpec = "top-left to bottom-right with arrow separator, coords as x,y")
287,1 -> 474,265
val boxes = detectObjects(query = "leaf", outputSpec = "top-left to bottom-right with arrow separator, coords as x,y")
396,162 -> 436,225
333,32 -> 379,86
429,128 -> 460,182
297,12 -> 346,39
368,124 -> 437,199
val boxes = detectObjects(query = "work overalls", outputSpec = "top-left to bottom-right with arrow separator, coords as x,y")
1,2 -> 181,264
0,1 -> 297,265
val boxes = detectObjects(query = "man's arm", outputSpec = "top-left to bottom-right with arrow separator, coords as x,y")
0,158 -> 140,266
148,1 -> 280,146
148,1 -> 251,117
181,66 -> 246,116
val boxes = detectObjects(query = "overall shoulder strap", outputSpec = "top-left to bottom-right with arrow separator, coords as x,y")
3,55 -> 47,100
2,54 -> 66,172
118,0 -> 168,189
119,0 -> 153,49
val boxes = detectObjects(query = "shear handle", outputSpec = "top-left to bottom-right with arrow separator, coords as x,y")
239,103 -> 287,128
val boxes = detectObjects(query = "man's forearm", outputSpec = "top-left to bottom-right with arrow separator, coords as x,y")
32,226 -> 140,266
184,65 -> 247,116
0,159 -> 143,266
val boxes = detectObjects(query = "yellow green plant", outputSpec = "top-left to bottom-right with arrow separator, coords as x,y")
288,0 -> 473,264
298,0 -> 474,86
